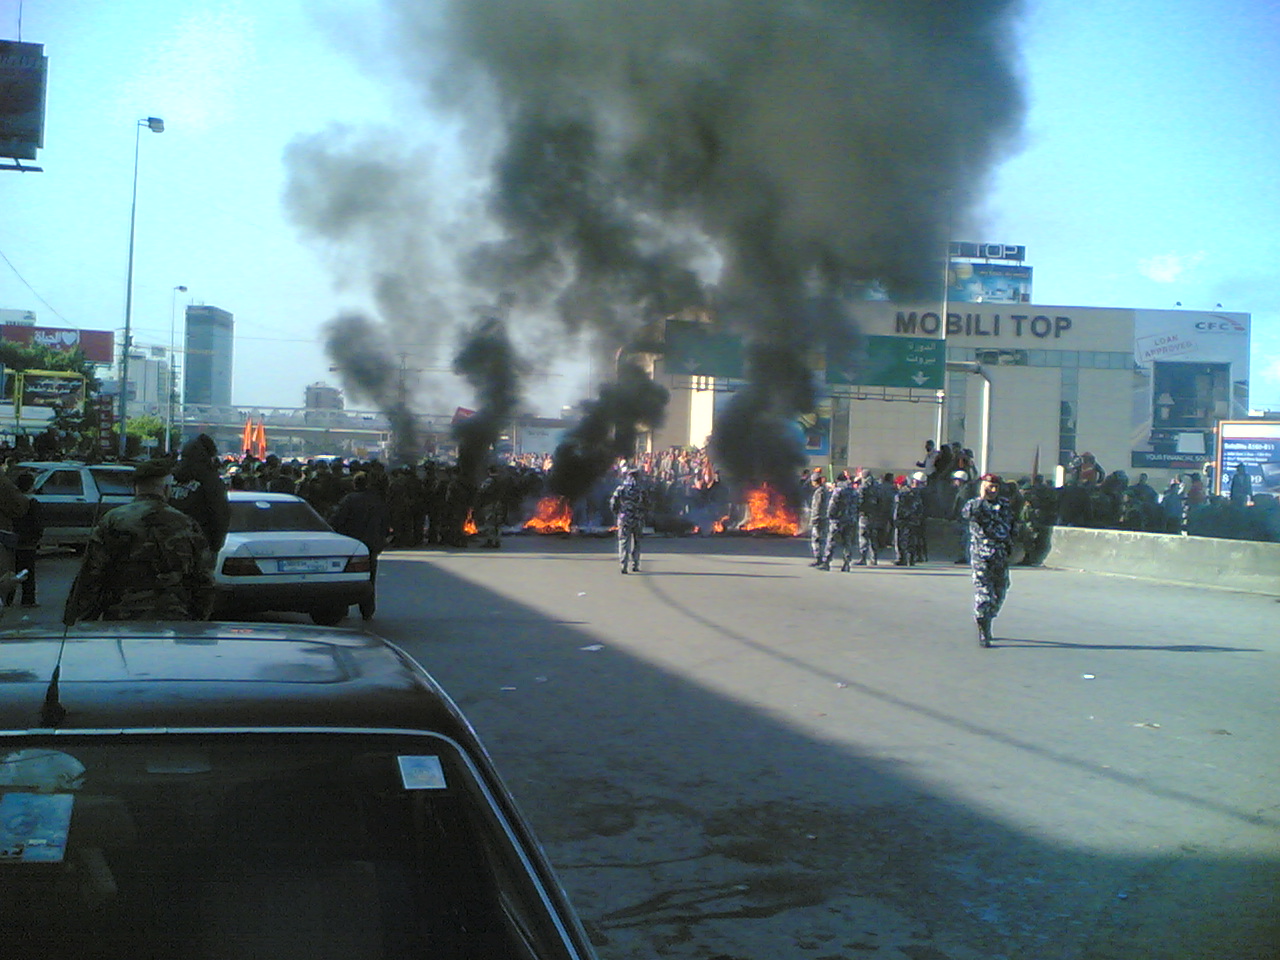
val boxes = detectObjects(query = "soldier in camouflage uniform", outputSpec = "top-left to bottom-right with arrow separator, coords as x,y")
609,467 -> 650,573
808,472 -> 833,567
475,465 -> 507,548
63,459 -> 214,624
822,474 -> 859,571
1018,474 -> 1057,563
855,470 -> 885,566
892,475 -> 925,566
961,473 -> 1016,648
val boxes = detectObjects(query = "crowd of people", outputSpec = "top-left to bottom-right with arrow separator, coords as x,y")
2,429 -> 1272,649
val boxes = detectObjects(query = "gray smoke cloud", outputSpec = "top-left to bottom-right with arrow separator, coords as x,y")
322,312 -> 420,465
290,0 -> 1026,483
452,314 -> 525,483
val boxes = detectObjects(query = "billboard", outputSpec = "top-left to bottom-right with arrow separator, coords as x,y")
1,324 -> 115,363
947,262 -> 1032,303
0,41 -> 48,162
1129,309 -> 1250,471
15,370 -> 86,416
1215,420 -> 1280,497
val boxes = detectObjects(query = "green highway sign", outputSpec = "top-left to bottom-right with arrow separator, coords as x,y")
663,320 -> 745,379
825,336 -> 944,389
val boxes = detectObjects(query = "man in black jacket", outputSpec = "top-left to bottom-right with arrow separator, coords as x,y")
170,434 -> 230,558
331,472 -> 391,619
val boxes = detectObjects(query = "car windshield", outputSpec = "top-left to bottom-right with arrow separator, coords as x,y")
0,731 -> 577,960
228,499 -> 332,534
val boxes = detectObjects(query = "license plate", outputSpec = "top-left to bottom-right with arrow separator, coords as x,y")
278,558 -> 332,574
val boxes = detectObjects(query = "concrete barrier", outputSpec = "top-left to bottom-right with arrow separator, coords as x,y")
924,518 -> 1280,595
1042,526 -> 1280,596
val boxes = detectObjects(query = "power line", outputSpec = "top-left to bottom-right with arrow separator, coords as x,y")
0,247 -> 70,324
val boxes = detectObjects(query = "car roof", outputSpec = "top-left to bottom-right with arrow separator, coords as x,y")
228,490 -> 308,503
0,623 -> 475,739
18,461 -> 135,472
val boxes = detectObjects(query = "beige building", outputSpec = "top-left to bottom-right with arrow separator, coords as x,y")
652,301 -> 1251,484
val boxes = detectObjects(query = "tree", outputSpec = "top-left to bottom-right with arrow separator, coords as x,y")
125,414 -> 167,447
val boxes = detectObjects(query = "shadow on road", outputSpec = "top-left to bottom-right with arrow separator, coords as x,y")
367,550 -> 1280,960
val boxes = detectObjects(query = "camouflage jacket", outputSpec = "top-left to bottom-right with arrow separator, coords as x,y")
64,495 -> 215,624
961,495 -> 1016,562
826,483 -> 860,526
610,479 -> 650,530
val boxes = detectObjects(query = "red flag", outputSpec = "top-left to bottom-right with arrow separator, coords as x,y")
241,418 -> 253,455
254,420 -> 267,458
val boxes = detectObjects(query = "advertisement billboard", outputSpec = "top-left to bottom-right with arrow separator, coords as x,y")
1215,420 -> 1280,497
15,370 -> 86,416
0,41 -> 48,162
1129,309 -> 1250,472
947,262 -> 1033,303
1,324 -> 115,363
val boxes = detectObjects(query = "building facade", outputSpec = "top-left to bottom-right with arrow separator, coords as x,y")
184,305 -> 233,407
653,301 -> 1251,485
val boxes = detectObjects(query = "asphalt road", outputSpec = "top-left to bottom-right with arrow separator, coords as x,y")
27,536 -> 1280,959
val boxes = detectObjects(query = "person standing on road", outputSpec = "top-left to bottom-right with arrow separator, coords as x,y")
9,472 -> 42,606
807,470 -> 833,567
170,433 -> 230,559
331,472 -> 392,620
0,464 -> 30,588
854,470 -> 884,566
822,473 -> 859,571
961,473 -> 1017,648
63,459 -> 214,624
610,466 -> 650,574
892,474 -> 925,566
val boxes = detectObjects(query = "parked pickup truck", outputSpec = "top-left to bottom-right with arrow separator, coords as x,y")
17,461 -> 137,548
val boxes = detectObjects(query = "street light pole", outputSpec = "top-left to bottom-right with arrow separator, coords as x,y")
118,116 -> 165,458
165,284 -> 187,455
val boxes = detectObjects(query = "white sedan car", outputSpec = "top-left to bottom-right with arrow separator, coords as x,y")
213,491 -> 374,625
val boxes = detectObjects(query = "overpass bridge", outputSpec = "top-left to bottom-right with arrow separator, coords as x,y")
168,404 -> 457,461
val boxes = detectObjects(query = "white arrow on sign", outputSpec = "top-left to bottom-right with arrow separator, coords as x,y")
912,371 -> 929,385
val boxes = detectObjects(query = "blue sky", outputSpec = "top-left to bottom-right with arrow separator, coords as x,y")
1,0 -> 1277,412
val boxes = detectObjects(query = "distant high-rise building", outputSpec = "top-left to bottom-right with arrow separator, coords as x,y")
305,382 -> 344,410
184,305 -> 233,407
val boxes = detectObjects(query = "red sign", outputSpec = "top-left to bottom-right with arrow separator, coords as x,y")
1,324 -> 114,363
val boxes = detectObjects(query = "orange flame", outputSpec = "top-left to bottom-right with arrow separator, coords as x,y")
738,484 -> 800,535
523,495 -> 574,534
464,510 -> 478,535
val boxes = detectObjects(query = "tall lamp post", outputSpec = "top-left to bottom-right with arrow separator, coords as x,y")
118,116 -> 165,458
165,284 -> 187,454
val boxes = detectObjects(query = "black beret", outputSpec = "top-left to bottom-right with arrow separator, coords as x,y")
133,458 -> 174,482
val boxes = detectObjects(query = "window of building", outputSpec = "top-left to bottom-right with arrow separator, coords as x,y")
1152,362 -> 1230,429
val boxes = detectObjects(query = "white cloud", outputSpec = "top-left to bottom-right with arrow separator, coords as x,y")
1138,251 -> 1207,284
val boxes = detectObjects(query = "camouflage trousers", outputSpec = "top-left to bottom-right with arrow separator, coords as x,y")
858,518 -> 884,564
895,522 -> 924,564
970,550 -> 1010,621
823,524 -> 856,567
810,520 -> 829,561
617,522 -> 643,570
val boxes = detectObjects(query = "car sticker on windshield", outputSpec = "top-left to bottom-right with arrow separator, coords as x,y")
0,793 -> 75,863
397,755 -> 447,790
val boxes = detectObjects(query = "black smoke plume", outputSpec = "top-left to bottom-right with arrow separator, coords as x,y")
292,2 -> 1026,486
323,313 -> 419,465
452,316 -> 525,483
548,361 -> 670,502
710,344 -> 816,509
